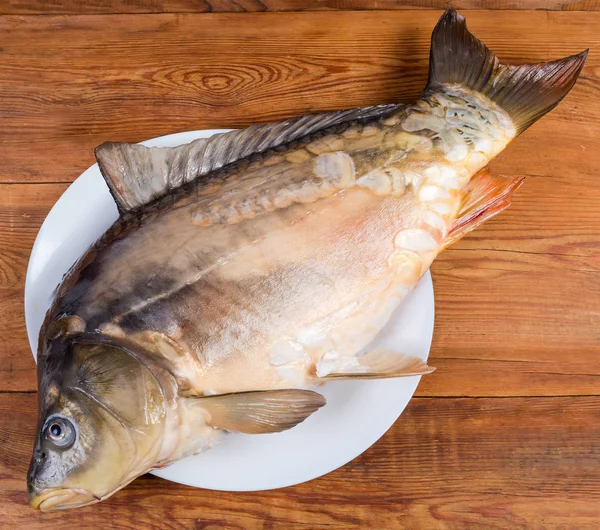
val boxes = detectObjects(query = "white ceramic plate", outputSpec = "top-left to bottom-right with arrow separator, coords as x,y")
25,129 -> 434,492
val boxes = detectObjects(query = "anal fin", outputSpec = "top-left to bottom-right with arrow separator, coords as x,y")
316,348 -> 435,380
442,170 -> 525,250
192,389 -> 326,434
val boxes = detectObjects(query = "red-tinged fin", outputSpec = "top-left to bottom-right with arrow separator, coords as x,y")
426,9 -> 588,134
442,170 -> 525,250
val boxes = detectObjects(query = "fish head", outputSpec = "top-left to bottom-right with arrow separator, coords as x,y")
28,338 -> 167,511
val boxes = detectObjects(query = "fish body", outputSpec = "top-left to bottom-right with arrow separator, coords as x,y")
60,90 -> 512,391
28,10 -> 587,511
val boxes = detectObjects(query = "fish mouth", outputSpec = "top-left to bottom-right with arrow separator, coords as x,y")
29,488 -> 100,512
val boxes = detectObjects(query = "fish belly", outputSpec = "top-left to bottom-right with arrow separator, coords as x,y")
140,186 -> 440,395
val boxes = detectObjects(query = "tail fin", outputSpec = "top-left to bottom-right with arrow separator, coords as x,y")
425,9 -> 588,134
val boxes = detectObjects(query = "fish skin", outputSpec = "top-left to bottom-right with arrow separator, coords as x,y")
29,9 -> 587,511
34,89 -> 513,475
44,91 -> 507,392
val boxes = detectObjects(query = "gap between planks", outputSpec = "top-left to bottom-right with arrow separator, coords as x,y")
1,0 -> 600,15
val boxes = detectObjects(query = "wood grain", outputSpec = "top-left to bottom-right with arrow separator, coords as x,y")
0,12 -> 598,395
2,393 -> 600,528
0,184 -> 68,392
3,0 -> 600,14
0,11 -> 597,184
2,175 -> 599,395
1,8 -> 599,527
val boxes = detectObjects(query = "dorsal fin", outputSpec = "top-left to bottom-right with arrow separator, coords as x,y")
95,105 -> 398,213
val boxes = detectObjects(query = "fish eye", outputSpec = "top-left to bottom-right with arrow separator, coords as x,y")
44,417 -> 76,448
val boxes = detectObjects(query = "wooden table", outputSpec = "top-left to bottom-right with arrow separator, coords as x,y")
1,3 -> 599,528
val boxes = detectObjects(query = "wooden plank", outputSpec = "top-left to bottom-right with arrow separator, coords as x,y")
3,0 -> 600,14
3,393 -> 600,527
2,167 -> 599,395
0,184 -> 68,392
1,11 -> 599,396
419,164 -> 600,397
0,11 -> 597,184
2,9 -> 598,529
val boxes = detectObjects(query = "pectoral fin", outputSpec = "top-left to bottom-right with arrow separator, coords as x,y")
316,347 -> 435,380
193,389 -> 326,434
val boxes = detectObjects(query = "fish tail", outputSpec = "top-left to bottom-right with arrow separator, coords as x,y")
425,9 -> 588,135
